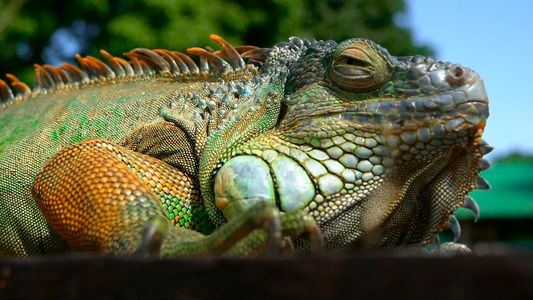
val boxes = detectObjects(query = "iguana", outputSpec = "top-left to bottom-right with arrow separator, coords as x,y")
0,34 -> 491,257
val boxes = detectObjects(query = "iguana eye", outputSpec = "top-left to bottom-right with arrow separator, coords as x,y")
330,43 -> 390,92
341,55 -> 369,68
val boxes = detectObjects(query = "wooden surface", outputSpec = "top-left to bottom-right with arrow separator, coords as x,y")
1,252 -> 532,299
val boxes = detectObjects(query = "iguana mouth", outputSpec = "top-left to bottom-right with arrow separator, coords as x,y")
312,97 -> 488,128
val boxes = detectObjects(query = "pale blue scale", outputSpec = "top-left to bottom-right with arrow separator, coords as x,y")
271,156 -> 315,211
304,159 -> 328,177
214,155 -> 276,220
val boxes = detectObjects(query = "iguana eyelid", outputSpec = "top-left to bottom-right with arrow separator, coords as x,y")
330,45 -> 390,91
336,48 -> 373,68
332,61 -> 372,77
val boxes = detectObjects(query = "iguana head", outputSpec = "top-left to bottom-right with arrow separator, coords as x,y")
258,37 -> 490,249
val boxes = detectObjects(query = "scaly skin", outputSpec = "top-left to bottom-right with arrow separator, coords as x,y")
0,35 -> 490,256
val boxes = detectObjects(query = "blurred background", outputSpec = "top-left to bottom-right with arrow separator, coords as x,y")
0,0 -> 531,250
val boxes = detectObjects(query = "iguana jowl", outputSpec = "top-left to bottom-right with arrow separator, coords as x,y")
0,34 -> 491,256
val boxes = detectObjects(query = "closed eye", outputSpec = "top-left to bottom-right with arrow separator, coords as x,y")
342,56 -> 369,68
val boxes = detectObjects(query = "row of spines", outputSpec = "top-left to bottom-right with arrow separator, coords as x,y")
0,34 -> 272,106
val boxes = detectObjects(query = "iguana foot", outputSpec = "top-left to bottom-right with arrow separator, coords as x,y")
167,202 -> 324,257
280,209 -> 324,253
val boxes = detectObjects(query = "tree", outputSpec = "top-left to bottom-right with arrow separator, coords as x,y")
0,0 -> 433,85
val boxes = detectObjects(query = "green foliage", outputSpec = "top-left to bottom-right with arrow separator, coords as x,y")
0,0 -> 433,85
461,159 -> 533,219
455,151 -> 533,220
495,152 -> 533,164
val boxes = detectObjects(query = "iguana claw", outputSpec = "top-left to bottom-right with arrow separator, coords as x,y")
305,222 -> 324,253
136,217 -> 168,256
433,234 -> 441,251
262,207 -> 282,255
448,215 -> 461,243
280,237 -> 295,255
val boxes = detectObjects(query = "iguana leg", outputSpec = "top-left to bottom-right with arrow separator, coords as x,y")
224,210 -> 323,256
32,138 -> 206,254
33,139 -> 320,256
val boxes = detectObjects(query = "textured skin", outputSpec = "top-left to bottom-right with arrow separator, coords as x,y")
0,35 -> 489,256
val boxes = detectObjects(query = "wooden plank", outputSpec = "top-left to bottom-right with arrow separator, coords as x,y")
0,253 -> 532,300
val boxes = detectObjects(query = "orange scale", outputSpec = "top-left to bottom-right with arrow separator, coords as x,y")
107,175 -> 119,182
168,190 -> 177,198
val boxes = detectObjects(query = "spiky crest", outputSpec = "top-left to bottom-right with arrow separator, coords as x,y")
0,34 -> 273,109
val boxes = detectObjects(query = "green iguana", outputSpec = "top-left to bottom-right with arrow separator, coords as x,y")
0,34 -> 491,256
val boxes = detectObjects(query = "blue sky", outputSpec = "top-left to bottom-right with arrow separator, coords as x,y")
407,0 -> 533,159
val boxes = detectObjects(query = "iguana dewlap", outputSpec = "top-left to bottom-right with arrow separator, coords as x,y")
0,35 -> 491,256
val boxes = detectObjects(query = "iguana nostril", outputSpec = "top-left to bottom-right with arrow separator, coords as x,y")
446,66 -> 468,85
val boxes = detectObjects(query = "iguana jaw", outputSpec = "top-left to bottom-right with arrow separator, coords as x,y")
367,133 -> 485,248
